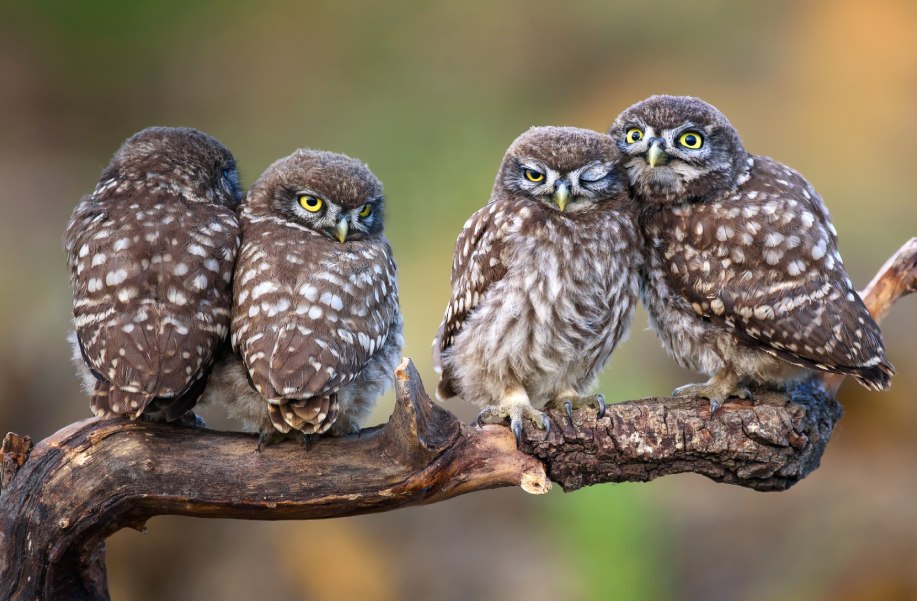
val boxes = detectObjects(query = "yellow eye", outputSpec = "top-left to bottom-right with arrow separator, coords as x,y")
678,131 -> 704,149
524,169 -> 545,183
298,194 -> 324,212
625,128 -> 644,144
359,203 -> 372,218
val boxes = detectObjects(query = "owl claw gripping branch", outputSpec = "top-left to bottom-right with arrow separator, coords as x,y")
433,127 -> 641,447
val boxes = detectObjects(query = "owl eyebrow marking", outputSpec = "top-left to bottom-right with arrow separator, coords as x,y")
515,158 -> 544,171
292,187 -> 323,198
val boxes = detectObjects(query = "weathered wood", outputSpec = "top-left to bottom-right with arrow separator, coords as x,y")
526,378 -> 841,492
0,361 -> 548,600
0,433 -> 32,490
0,237 -> 913,600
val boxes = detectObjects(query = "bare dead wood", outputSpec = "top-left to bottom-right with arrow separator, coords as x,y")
0,238 -> 913,600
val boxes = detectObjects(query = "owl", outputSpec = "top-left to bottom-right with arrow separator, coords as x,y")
609,95 -> 894,412
433,126 -> 641,446
64,126 -> 242,422
217,149 -> 403,445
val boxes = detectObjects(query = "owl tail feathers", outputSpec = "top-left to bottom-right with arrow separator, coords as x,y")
90,381 -> 155,419
852,359 -> 895,392
267,395 -> 339,435
143,370 -> 211,423
89,369 -> 210,422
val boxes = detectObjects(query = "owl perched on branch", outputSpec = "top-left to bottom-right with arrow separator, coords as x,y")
609,95 -> 893,412
433,126 -> 641,446
210,149 -> 403,446
64,127 -> 242,422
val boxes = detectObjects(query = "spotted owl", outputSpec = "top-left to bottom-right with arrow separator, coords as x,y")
433,126 -> 641,445
609,95 -> 894,411
211,149 -> 403,444
64,126 -> 242,421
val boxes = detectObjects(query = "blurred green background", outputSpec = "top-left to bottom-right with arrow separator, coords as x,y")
1,1 -> 915,599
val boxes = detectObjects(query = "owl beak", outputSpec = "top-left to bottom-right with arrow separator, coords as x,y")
647,143 -> 667,168
553,181 -> 571,212
334,219 -> 349,243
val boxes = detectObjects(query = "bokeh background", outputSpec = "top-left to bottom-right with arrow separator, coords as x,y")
2,1 -> 916,599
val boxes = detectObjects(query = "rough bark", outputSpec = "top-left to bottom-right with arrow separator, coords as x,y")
0,237 -> 913,600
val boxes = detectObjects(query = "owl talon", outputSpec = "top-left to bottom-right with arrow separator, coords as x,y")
475,403 -> 549,448
511,419 -> 523,449
545,393 -> 606,425
301,432 -> 317,451
673,380 -> 749,415
257,430 -> 288,452
735,387 -> 754,401
709,398 -> 722,415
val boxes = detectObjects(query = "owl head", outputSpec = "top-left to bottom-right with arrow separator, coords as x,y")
496,126 -> 626,214
104,126 -> 242,207
609,95 -> 749,205
245,149 -> 384,243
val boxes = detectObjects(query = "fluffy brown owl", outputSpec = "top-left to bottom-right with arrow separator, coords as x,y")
433,126 -> 641,446
213,149 -> 403,445
609,95 -> 894,411
64,126 -> 242,421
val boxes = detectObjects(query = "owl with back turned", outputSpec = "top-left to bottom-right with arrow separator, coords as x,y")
213,149 -> 402,444
433,126 -> 641,446
64,126 -> 242,421
609,95 -> 894,411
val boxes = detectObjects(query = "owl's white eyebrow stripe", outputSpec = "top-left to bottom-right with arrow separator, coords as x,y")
519,160 -> 545,172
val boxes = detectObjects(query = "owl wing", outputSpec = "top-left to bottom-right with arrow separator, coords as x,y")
236,239 -> 400,403
432,203 -> 510,398
663,156 -> 892,387
65,192 -> 239,416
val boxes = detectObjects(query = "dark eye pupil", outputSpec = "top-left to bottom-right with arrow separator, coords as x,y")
685,135 -> 697,145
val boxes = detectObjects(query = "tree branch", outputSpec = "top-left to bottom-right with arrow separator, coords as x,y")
1,238 -> 914,600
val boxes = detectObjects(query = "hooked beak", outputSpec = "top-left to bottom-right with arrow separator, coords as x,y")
553,180 -> 571,212
334,219 -> 349,243
647,142 -> 666,168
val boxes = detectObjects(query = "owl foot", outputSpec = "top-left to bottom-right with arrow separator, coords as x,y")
545,394 -> 607,427
476,404 -> 551,449
178,411 -> 207,428
256,430 -> 290,451
672,381 -> 753,414
142,411 -> 206,428
301,432 -> 318,451
257,430 -> 320,452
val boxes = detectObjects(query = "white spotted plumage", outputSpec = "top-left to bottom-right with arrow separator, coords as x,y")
63,127 -> 242,421
611,95 -> 893,407
641,156 -> 892,386
217,149 -> 403,439
433,127 -> 641,438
